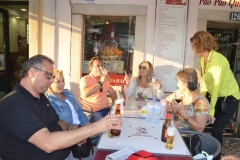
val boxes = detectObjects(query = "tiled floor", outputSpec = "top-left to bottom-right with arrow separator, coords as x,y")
222,137 -> 240,158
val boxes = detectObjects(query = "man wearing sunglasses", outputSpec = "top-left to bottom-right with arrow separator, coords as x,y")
0,55 -> 122,159
80,56 -> 117,122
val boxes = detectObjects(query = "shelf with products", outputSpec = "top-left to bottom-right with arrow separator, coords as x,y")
83,16 -> 135,75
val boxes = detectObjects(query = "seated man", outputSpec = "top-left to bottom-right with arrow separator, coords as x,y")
0,55 -> 122,159
80,56 -> 117,122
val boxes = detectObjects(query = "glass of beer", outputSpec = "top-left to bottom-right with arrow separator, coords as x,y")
165,126 -> 176,149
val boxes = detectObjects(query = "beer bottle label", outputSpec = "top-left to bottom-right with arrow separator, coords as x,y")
164,129 -> 168,138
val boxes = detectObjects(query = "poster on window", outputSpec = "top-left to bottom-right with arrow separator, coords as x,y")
153,0 -> 188,92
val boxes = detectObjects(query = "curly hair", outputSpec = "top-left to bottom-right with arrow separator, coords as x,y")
190,31 -> 218,53
137,61 -> 154,84
176,68 -> 198,91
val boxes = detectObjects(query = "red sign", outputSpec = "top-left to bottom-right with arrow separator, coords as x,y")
82,73 -> 126,86
166,0 -> 187,5
109,74 -> 126,86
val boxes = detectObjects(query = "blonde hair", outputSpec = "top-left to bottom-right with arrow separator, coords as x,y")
46,69 -> 63,93
136,61 -> 154,84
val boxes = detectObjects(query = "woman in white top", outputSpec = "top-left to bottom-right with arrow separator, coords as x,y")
124,61 -> 164,101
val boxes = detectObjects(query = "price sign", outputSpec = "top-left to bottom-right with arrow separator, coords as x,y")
230,12 -> 240,21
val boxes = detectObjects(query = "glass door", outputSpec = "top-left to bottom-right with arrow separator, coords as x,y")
0,8 -> 11,96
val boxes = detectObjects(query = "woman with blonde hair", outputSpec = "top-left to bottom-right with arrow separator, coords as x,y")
124,61 -> 164,101
46,70 -> 91,160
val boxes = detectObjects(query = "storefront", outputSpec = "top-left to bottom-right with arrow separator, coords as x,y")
29,0 -> 240,130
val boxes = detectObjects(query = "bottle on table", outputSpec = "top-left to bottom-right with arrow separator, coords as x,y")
151,76 -> 157,102
146,99 -> 154,122
153,101 -> 161,123
121,86 -> 126,106
161,113 -> 171,142
165,119 -> 176,149
160,96 -> 167,119
110,103 -> 121,136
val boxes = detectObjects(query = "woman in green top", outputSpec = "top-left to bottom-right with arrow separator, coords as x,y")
190,31 -> 240,160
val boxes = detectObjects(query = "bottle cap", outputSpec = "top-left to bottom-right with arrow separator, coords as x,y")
166,113 -> 171,119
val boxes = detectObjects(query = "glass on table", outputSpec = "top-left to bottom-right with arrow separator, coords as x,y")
129,100 -> 137,110
165,121 -> 176,149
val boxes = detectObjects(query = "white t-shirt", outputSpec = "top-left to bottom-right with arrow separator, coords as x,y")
65,99 -> 81,125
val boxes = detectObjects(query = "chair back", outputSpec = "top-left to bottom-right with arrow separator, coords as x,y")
180,130 -> 221,159
79,97 -> 95,123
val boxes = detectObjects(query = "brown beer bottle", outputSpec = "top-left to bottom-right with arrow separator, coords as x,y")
161,113 -> 171,142
111,104 -> 121,136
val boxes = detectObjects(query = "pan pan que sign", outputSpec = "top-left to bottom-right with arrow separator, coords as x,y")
230,12 -> 240,21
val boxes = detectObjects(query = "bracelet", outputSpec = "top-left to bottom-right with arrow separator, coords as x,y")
97,81 -> 102,86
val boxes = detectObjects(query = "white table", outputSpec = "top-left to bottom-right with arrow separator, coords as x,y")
97,118 -> 191,156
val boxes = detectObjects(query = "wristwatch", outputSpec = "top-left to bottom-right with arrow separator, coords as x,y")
97,81 -> 102,86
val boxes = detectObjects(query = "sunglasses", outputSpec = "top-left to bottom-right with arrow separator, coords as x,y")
99,86 -> 103,92
32,67 -> 55,80
139,66 -> 147,70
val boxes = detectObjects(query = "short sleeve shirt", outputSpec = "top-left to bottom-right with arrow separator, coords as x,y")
174,96 -> 210,130
80,75 -> 111,112
0,84 -> 70,160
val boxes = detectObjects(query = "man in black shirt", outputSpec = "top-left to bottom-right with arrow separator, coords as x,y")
0,55 -> 122,160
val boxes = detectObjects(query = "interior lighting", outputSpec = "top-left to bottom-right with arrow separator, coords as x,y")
21,9 -> 26,11
16,17 -> 20,19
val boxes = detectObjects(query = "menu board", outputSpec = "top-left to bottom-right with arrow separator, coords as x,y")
154,0 -> 188,92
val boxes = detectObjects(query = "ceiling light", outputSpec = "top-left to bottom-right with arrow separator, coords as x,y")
16,17 -> 20,19
21,9 -> 26,11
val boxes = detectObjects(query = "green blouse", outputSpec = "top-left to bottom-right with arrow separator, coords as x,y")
200,50 -> 240,116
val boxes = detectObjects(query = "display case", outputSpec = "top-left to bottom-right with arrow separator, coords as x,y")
83,16 -> 135,75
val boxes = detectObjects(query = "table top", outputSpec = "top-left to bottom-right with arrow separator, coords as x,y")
97,118 -> 191,156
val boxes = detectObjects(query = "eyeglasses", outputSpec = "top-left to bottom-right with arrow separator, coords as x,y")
99,86 -> 103,92
32,67 -> 55,80
139,66 -> 147,70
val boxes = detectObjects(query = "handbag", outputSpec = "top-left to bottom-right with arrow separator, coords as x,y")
127,150 -> 158,160
71,137 -> 94,159
220,75 -> 233,114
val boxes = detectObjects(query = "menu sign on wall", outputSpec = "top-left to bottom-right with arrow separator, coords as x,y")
154,0 -> 188,92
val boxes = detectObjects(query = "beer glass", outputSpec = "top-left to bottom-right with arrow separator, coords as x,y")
165,126 -> 176,149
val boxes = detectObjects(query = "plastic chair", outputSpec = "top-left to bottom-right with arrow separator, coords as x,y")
180,130 -> 221,159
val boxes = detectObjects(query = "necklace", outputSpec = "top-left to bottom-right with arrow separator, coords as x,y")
137,81 -> 146,98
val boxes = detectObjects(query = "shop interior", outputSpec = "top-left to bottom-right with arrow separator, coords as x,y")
83,16 -> 135,75
0,3 -> 29,91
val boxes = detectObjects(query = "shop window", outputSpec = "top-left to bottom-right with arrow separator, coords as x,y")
83,16 -> 135,75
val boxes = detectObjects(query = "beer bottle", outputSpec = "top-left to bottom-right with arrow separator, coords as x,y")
161,113 -> 171,142
121,86 -> 126,106
111,104 -> 121,136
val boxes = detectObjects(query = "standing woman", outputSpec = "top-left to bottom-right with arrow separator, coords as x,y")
124,61 -> 164,101
190,31 -> 240,160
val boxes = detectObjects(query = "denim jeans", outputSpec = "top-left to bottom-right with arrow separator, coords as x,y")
93,108 -> 110,122
91,108 -> 110,146
207,94 -> 239,160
